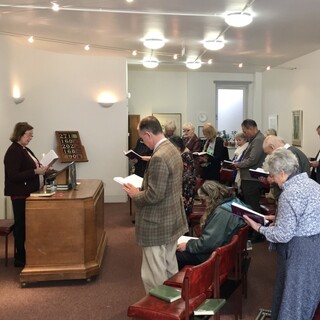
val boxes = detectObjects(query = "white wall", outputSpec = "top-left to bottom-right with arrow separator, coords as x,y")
128,70 -> 260,133
262,49 -> 320,157
0,37 -> 129,218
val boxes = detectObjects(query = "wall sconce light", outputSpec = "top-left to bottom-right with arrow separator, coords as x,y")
97,92 -> 117,108
13,97 -> 25,104
12,86 -> 25,104
98,102 -> 114,108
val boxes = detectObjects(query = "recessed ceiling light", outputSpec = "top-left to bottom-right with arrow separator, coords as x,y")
173,54 -> 178,60
51,2 -> 60,12
142,57 -> 159,69
84,44 -> 90,51
225,12 -> 253,27
208,59 -> 213,64
266,66 -> 271,71
186,59 -> 202,70
28,36 -> 34,43
132,50 -> 137,56
202,39 -> 225,51
143,38 -> 165,50
239,63 -> 243,68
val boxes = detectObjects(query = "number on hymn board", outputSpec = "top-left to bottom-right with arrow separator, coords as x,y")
55,131 -> 88,163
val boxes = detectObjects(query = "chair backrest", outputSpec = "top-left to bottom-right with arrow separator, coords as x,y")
237,225 -> 249,254
215,235 -> 240,284
182,251 -> 219,318
219,168 -> 235,185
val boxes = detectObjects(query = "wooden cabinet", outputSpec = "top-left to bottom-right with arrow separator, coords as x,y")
20,180 -> 107,284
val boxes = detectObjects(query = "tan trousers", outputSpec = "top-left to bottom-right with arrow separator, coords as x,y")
141,240 -> 178,293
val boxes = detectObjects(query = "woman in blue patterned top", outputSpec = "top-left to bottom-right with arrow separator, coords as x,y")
244,148 -> 320,320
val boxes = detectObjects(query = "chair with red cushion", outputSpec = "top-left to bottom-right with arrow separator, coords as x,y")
128,252 -> 221,320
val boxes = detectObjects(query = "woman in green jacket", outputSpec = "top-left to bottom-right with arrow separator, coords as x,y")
176,180 -> 246,270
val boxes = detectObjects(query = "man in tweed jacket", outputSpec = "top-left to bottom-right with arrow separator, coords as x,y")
123,116 -> 188,293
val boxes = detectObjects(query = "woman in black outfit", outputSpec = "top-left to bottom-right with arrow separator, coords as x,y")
4,122 -> 48,267
197,123 -> 229,181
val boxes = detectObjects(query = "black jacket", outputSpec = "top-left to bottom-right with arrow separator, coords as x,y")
4,142 -> 40,196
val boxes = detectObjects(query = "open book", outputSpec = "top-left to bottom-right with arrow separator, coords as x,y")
222,160 -> 234,169
149,285 -> 181,303
30,191 -> 56,197
192,151 -> 212,157
249,168 -> 269,179
113,174 -> 143,188
231,202 -> 269,225
123,149 -> 143,161
177,235 -> 198,244
40,149 -> 59,167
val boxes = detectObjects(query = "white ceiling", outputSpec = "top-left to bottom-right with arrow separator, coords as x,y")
1,0 -> 320,73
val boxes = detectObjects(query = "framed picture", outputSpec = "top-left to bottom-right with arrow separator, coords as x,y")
198,126 -> 204,138
292,110 -> 303,146
152,113 -> 182,136
268,115 -> 278,131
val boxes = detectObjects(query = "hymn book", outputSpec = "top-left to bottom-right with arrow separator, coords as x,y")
123,150 -> 143,161
194,299 -> 226,316
149,285 -> 181,303
113,174 -> 143,189
249,168 -> 269,179
40,149 -> 59,167
231,202 -> 269,226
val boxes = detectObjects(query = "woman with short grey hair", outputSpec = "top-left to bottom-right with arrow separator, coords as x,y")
182,122 -> 202,153
244,148 -> 320,320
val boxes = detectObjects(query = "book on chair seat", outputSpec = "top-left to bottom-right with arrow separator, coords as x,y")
194,299 -> 226,315
149,284 -> 181,302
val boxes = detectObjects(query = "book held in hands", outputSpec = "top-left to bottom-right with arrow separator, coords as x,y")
123,150 -> 143,161
192,151 -> 212,156
40,149 -> 59,167
249,168 -> 269,179
177,235 -> 198,244
149,284 -> 181,303
231,202 -> 269,225
222,160 -> 234,169
113,174 -> 143,189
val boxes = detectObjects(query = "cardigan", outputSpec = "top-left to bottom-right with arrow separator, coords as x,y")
4,142 -> 40,196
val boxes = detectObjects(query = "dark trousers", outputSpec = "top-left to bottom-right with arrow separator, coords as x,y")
176,250 -> 208,270
11,198 -> 26,264
241,179 -> 264,213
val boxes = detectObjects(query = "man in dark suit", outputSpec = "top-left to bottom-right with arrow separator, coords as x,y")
233,119 -> 266,213
123,116 -> 188,293
310,125 -> 320,184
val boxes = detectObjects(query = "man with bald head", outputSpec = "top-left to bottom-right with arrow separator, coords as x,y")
263,135 -> 310,200
263,135 -> 310,174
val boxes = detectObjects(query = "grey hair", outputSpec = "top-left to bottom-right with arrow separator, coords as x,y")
263,148 -> 299,176
235,131 -> 247,140
182,122 -> 195,132
265,128 -> 277,136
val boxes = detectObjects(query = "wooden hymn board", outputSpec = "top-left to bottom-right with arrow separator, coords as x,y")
55,131 -> 88,163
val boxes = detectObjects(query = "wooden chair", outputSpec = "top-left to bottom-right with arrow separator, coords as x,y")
128,252 -> 221,320
236,225 -> 251,298
0,219 -> 14,266
164,236 -> 241,319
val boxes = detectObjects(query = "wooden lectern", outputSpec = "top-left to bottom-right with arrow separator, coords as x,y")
20,179 -> 107,286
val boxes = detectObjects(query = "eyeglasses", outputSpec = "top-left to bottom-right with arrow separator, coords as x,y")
183,129 -> 190,132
